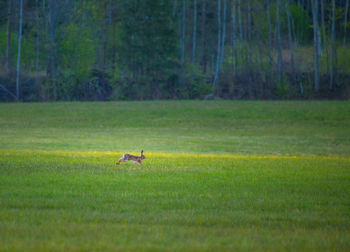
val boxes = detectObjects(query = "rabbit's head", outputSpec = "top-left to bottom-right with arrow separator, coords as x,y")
141,150 -> 146,159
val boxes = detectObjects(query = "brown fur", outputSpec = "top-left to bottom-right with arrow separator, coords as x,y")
116,150 -> 146,165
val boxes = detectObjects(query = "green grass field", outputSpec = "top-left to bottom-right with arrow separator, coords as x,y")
0,101 -> 350,251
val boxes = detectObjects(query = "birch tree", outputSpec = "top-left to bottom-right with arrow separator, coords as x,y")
344,0 -> 349,46
247,0 -> 252,66
238,0 -> 243,40
231,0 -> 237,72
180,0 -> 186,85
35,0 -> 40,80
6,0 -> 12,73
213,0 -> 221,90
16,0 -> 24,101
320,0 -> 329,74
173,0 -> 178,16
330,0 -> 336,89
312,0 -> 320,92
201,0 -> 207,73
0,0 -> 348,101
111,4 -> 117,71
192,0 -> 197,63
220,0 -> 227,68
49,0 -> 57,99
276,0 -> 282,84
267,0 -> 273,79
286,0 -> 295,83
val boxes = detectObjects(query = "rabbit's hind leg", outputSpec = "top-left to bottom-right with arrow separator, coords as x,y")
116,158 -> 125,166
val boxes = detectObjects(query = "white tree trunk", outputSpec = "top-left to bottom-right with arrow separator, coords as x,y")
213,0 -> 221,91
173,0 -> 178,17
238,0 -> 242,40
330,0 -> 336,89
201,0 -> 207,73
286,0 -> 295,80
180,0 -> 186,86
16,0 -> 23,101
35,0 -> 39,80
231,0 -> 237,72
6,0 -> 12,73
276,0 -> 282,84
192,0 -> 197,63
320,0 -> 329,74
267,0 -> 273,78
220,0 -> 227,68
49,0 -> 57,99
312,0 -> 320,92
247,0 -> 252,65
344,0 -> 349,46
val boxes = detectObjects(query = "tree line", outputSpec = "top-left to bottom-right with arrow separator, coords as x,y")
0,0 -> 349,101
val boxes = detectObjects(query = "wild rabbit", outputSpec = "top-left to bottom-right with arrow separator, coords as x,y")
116,150 -> 146,165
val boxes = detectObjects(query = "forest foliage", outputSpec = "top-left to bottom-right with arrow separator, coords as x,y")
0,0 -> 350,101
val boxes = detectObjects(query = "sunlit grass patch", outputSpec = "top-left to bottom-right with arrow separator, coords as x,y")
1,149 -> 349,250
2,148 -> 349,164
0,101 -> 349,250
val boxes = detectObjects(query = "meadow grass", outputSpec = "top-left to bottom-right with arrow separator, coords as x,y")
0,100 -> 349,155
0,101 -> 350,251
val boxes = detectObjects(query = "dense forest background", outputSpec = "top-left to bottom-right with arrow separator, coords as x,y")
0,0 -> 349,101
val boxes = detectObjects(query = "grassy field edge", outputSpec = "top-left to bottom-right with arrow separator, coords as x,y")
1,148 -> 349,162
